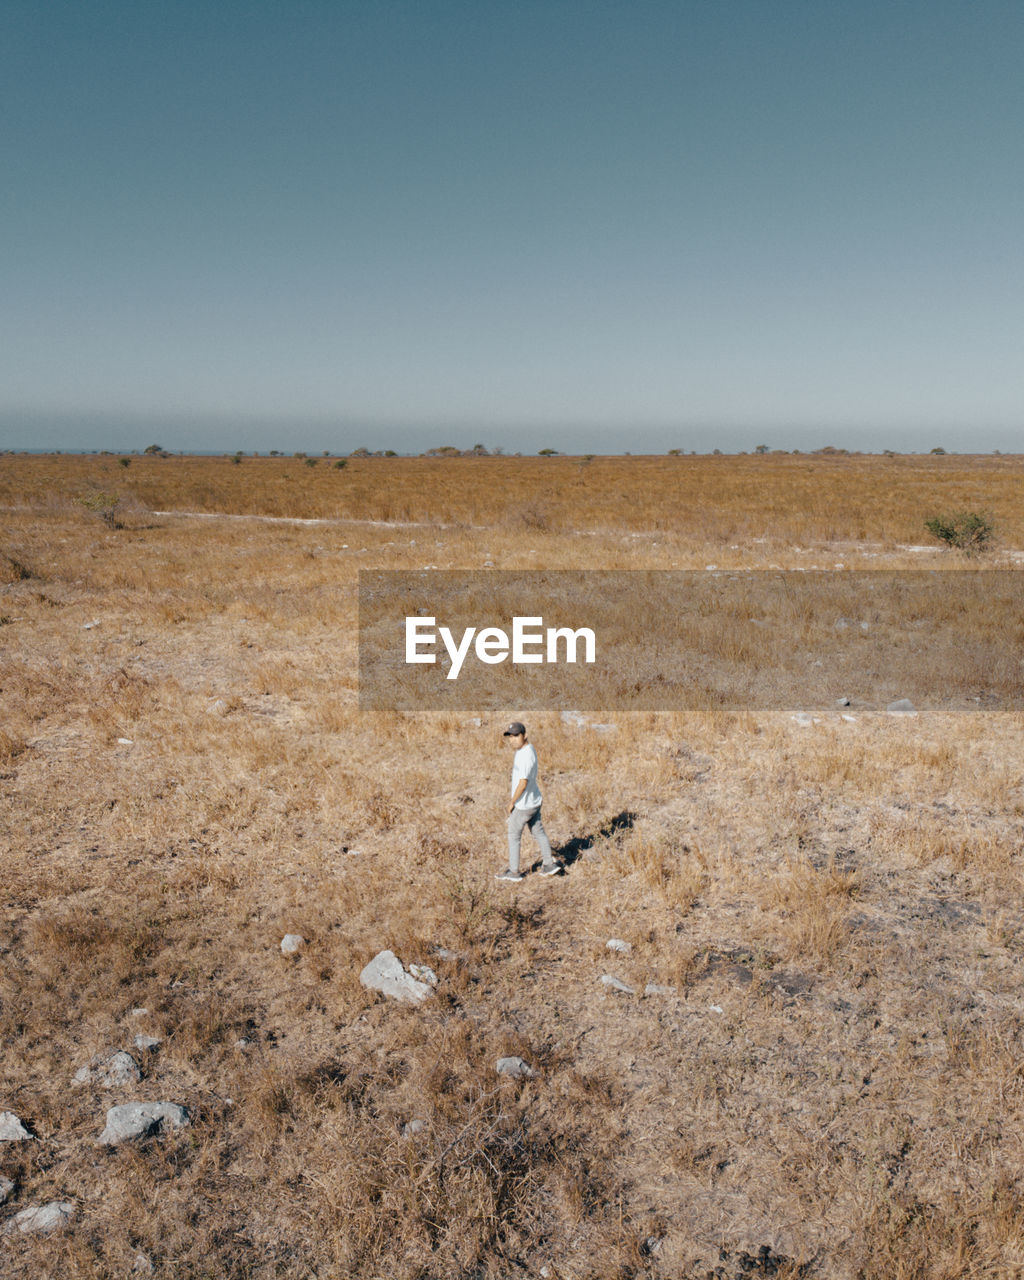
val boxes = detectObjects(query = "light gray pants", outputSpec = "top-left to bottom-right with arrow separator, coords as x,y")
507,805 -> 553,873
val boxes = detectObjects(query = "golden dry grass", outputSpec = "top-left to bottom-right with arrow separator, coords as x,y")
1,452 -> 1023,1278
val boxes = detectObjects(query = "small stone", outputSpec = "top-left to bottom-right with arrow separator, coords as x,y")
117,737 -> 134,745
606,939 -> 632,954
560,709 -> 586,727
207,698 -> 228,715
432,946 -> 459,961
359,950 -> 432,1004
234,1038 -> 251,1050
97,1101 -> 191,1147
4,1201 -> 74,1235
600,975 -> 635,994
708,1004 -> 724,1014
131,1253 -> 155,1275
836,697 -> 850,707
402,1118 -> 426,1137
407,964 -> 438,986
130,1008 -> 149,1017
887,698 -> 917,716
0,1111 -> 33,1142
134,1034 -> 162,1051
0,1175 -> 14,1205
496,1056 -> 533,1078
644,983 -> 675,996
280,934 -> 305,954
73,1050 -> 142,1088
82,620 -> 100,630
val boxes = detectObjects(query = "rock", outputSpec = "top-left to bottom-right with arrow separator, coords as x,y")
600,975 -> 635,994
606,938 -> 632,954
0,1111 -> 33,1142
0,1175 -> 14,1204
836,696 -> 850,706
207,698 -> 228,715
496,1056 -> 533,1078
402,1118 -> 426,1137
560,709 -> 586,727
644,983 -> 676,996
4,1202 -> 74,1235
589,723 -> 616,732
134,1034 -> 162,1051
359,950 -> 433,1004
280,934 -> 305,955
117,737 -> 134,745
432,946 -> 460,961
887,698 -> 917,716
97,1101 -> 191,1147
791,712 -> 815,727
73,1051 -> 142,1087
130,1008 -> 149,1017
131,1253 -> 155,1275
407,964 -> 438,986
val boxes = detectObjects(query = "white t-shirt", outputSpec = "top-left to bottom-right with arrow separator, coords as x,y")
510,743 -> 542,810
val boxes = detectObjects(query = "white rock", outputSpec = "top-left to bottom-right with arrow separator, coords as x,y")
606,939 -> 632,954
644,983 -> 676,996
836,697 -> 850,707
359,950 -> 432,1004
4,1201 -> 74,1235
97,1101 -> 191,1147
841,714 -> 857,723
887,698 -> 917,716
131,1253 -> 155,1275
134,1034 -> 161,1051
130,1008 -> 149,1017
280,934 -> 305,954
708,1004 -> 724,1014
207,698 -> 228,715
600,975 -> 635,994
0,1111 -> 33,1142
82,620 -> 100,630
560,709 -> 586,727
117,737 -> 134,745
402,1118 -> 426,1137
73,1050 -> 142,1088
407,964 -> 438,986
496,1056 -> 534,1078
0,1175 -> 14,1204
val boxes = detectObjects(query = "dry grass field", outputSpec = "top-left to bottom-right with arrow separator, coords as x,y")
1,451 -> 1023,1279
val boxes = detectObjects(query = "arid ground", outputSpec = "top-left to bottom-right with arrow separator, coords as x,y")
2,451 -> 1023,1278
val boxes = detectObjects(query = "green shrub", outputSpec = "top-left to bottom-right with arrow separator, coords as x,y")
924,511 -> 994,554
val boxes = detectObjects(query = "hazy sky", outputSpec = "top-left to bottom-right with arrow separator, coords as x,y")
3,1 -> 1022,454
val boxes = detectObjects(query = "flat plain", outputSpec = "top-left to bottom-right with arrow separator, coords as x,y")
2,451 -> 1023,1279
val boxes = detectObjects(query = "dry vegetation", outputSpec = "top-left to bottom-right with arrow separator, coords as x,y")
1,451 -> 1023,1279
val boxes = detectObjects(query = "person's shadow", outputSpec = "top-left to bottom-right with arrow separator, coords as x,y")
531,810 -> 637,873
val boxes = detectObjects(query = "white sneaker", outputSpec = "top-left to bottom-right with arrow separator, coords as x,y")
538,863 -> 561,877
496,867 -> 524,882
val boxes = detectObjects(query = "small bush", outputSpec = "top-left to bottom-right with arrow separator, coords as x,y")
119,457 -> 131,468
78,491 -> 127,529
924,511 -> 994,554
334,459 -> 347,470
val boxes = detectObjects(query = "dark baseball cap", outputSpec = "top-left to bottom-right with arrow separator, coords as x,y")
502,721 -> 526,736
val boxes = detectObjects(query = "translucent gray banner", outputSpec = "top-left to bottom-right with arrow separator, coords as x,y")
358,570 -> 1023,712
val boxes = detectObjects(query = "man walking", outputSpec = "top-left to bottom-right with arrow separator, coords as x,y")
496,721 -> 560,881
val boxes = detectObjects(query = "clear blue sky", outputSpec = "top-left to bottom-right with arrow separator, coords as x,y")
2,1 -> 1022,453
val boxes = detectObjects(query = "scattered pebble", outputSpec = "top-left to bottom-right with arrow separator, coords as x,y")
207,698 -> 228,715
131,1253 -> 155,1275
117,737 -> 134,745
134,1034 -> 162,1052
407,964 -> 438,986
82,620 -> 101,630
73,1051 -> 142,1088
3,1201 -> 74,1236
600,975 -> 635,994
644,983 -> 676,996
0,1176 -> 14,1205
836,697 -> 850,707
280,934 -> 305,955
0,1112 -> 33,1142
606,939 -> 632,954
708,1004 -> 724,1014
359,950 -> 433,1004
97,1101 -> 191,1147
496,1056 -> 534,1078
402,1119 -> 426,1137
130,1008 -> 149,1018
